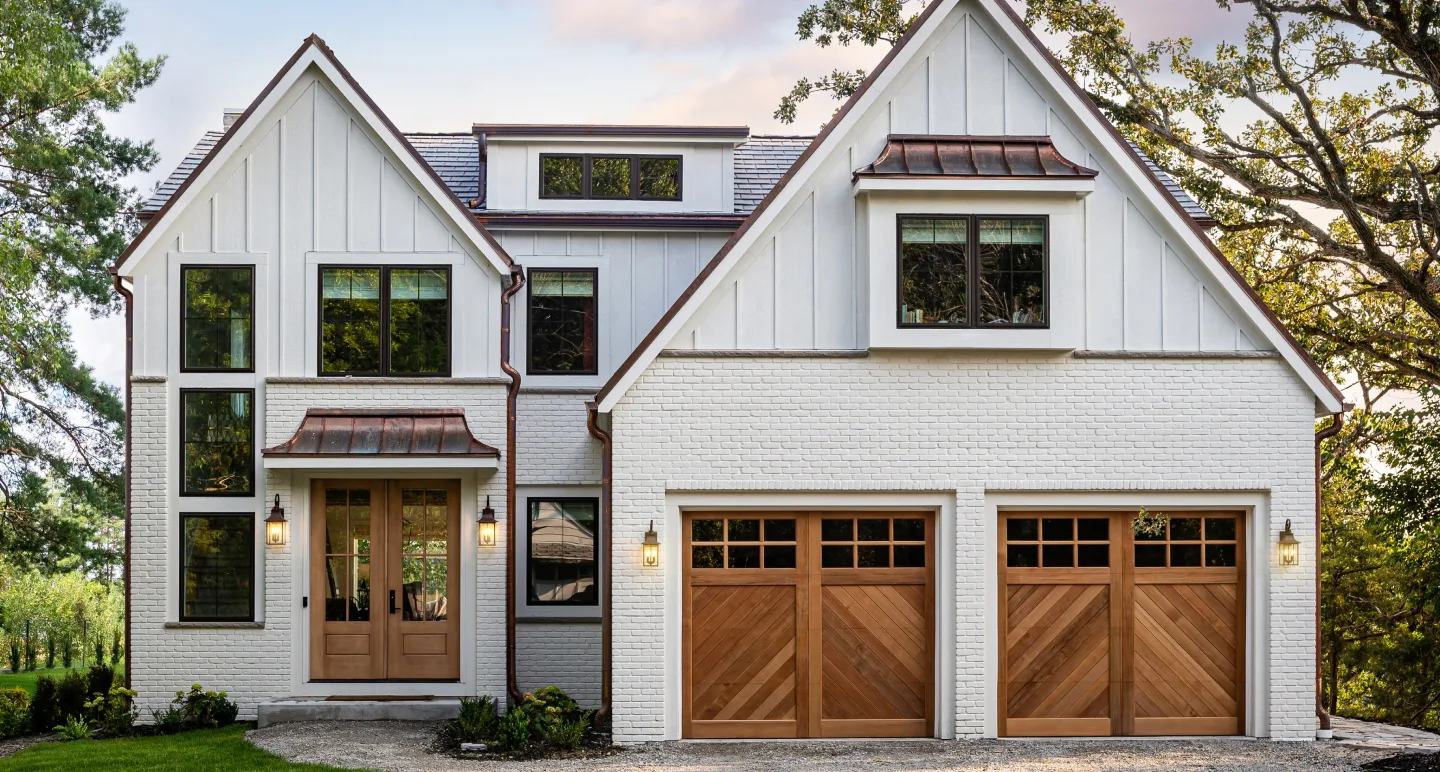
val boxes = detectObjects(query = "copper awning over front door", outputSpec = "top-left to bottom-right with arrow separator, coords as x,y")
262,409 -> 499,469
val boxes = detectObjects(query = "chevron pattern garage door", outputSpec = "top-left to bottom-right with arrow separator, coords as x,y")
683,512 -> 934,739
999,511 -> 1245,737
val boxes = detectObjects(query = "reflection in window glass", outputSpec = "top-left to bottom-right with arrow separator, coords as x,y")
590,157 -> 631,198
529,270 -> 597,374
181,515 -> 254,621
321,268 -> 382,374
401,488 -> 449,621
323,488 -> 372,622
639,157 -> 681,199
529,499 -> 598,605
388,269 -> 449,374
728,519 -> 760,542
728,545 -> 760,568
541,156 -> 583,197
183,267 -> 252,370
900,217 -> 968,325
978,218 -> 1046,325
692,545 -> 723,568
181,390 -> 253,495
691,519 -> 723,542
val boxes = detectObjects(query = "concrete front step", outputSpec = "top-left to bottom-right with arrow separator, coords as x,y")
257,697 -> 461,728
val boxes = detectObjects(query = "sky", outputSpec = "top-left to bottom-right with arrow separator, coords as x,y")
75,0 -> 1254,391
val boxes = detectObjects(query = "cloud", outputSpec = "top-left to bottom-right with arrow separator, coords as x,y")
542,0 -> 806,51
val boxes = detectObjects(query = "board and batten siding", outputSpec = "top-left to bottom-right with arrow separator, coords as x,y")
674,0 -> 1266,354
484,141 -> 734,215
494,229 -> 729,384
127,68 -> 503,380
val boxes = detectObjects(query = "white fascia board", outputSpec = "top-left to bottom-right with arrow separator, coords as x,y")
975,0 -> 1341,414
262,456 -> 498,470
595,0 -> 964,414
854,177 -> 1095,194
485,135 -> 744,146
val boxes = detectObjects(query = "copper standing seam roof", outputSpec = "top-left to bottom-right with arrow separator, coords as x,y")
855,135 -> 1098,179
262,409 -> 499,458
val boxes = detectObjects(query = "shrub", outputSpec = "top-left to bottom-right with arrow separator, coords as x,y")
29,676 -> 58,733
495,707 -> 530,752
149,704 -> 186,735
6,643 -> 17,675
87,665 -> 115,700
23,639 -> 36,671
454,695 -> 499,743
173,684 -> 238,729
0,689 -> 28,740
93,640 -> 104,666
85,686 -> 136,737
61,641 -> 72,669
110,634 -> 122,667
55,670 -> 88,722
54,715 -> 90,741
543,716 -> 587,751
45,639 -> 55,670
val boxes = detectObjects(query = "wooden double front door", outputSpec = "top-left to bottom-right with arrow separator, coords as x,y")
309,479 -> 461,681
682,511 -> 935,739
999,510 -> 1246,737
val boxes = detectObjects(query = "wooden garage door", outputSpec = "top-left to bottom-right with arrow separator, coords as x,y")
683,512 -> 933,739
998,511 -> 1244,737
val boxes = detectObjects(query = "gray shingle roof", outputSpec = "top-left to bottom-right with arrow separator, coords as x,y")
1126,140 -> 1215,225
140,131 -> 480,215
734,135 -> 811,214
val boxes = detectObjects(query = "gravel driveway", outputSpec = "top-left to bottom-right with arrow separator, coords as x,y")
247,720 -> 1401,771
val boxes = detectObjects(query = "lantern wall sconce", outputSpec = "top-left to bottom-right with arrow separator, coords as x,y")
265,495 -> 288,546
478,496 -> 498,548
1277,519 -> 1300,566
642,521 -> 660,568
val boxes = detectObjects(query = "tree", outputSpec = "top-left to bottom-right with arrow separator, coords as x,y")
0,0 -> 164,562
1022,0 -> 1440,398
775,0 -> 925,124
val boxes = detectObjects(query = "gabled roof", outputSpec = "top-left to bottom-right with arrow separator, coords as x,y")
594,0 -> 1343,414
1126,139 -> 1217,227
115,35 -> 513,277
856,135 -> 1097,179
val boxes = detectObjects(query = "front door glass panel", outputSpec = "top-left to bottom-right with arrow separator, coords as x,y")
400,488 -> 449,621
323,487 -> 372,622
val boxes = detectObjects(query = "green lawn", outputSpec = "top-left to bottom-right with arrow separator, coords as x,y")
0,665 -> 126,697
0,725 -> 361,771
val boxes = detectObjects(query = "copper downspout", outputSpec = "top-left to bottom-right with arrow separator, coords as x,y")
586,403 -> 613,726
111,272 -> 133,690
1315,409 -> 1346,736
500,265 -> 525,705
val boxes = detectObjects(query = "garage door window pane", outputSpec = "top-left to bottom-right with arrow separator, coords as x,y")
691,519 -> 723,542
1170,518 -> 1202,541
692,545 -> 723,568
858,545 -> 889,568
728,519 -> 760,542
893,518 -> 925,541
821,519 -> 853,541
1170,544 -> 1202,567
1206,518 -> 1237,540
1078,544 -> 1109,567
728,545 -> 760,569
1206,544 -> 1237,567
1006,518 -> 1038,542
1042,544 -> 1074,567
822,545 -> 853,568
1077,518 -> 1109,541
857,519 -> 889,541
1135,544 -> 1167,567
1042,518 -> 1073,541
764,545 -> 796,568
1007,544 -> 1039,567
764,519 -> 796,541
894,545 -> 925,567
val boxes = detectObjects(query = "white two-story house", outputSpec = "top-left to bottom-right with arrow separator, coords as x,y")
113,0 -> 1343,743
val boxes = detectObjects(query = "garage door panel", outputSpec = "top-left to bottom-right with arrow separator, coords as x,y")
1005,584 -> 1111,721
1135,586 -> 1237,687
691,584 -> 800,724
821,585 -> 928,720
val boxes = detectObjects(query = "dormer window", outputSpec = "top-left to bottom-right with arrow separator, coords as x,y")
898,215 -> 1047,328
540,154 -> 681,201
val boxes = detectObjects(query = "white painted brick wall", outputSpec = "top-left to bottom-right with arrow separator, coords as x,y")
517,392 -> 601,486
516,622 -> 602,706
129,379 -> 511,718
607,352 -> 1318,742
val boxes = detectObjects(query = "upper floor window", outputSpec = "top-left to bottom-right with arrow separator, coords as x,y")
181,389 -> 253,496
182,266 -> 253,371
540,154 -> 681,201
320,266 -> 450,376
898,215 -> 1047,328
528,498 -> 599,606
528,269 -> 596,375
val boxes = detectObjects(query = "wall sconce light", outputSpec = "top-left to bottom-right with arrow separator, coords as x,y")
265,495 -> 288,546
478,496 -> 498,548
642,521 -> 660,568
1278,519 -> 1300,566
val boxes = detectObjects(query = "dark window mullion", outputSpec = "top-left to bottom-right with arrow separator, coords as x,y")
968,216 -> 979,328
582,155 -> 592,198
379,267 -> 391,376
630,155 -> 640,200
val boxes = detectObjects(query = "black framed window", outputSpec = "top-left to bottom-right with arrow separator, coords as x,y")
539,154 -> 682,201
898,215 -> 1047,328
319,266 -> 450,376
528,498 -> 598,606
528,269 -> 597,375
180,389 -> 254,496
182,266 -> 253,371
181,514 -> 255,621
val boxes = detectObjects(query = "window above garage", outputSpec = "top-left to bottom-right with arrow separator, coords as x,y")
898,215 -> 1047,329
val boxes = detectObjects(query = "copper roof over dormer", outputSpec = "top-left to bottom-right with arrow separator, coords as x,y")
262,409 -> 499,458
855,135 -> 1099,179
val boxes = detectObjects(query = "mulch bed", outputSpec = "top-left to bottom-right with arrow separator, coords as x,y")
1364,753 -> 1440,772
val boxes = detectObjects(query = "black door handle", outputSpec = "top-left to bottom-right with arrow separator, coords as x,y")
389,589 -> 397,615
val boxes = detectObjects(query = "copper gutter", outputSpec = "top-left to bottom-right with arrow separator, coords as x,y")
111,271 -> 133,690
1315,408 -> 1347,736
586,403 -> 613,726
501,264 -> 525,705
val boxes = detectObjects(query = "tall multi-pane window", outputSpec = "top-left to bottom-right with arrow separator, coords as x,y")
898,215 -> 1047,328
181,514 -> 255,621
539,154 -> 682,200
180,390 -> 253,496
528,270 -> 597,375
320,266 -> 449,376
528,498 -> 599,605
182,266 -> 253,371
